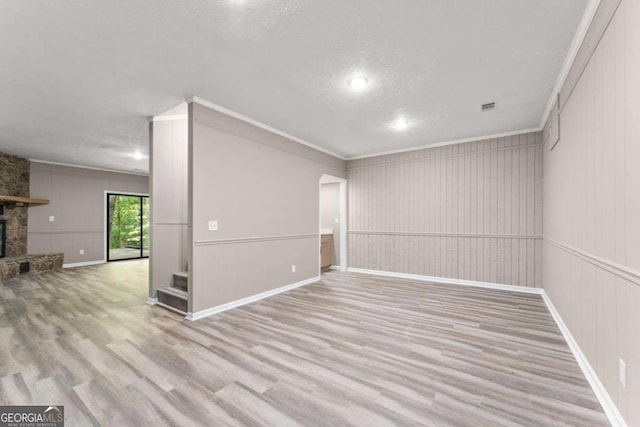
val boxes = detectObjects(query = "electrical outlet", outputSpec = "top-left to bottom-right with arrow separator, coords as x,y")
49,215 -> 55,222
208,220 -> 218,231
79,249 -> 84,255
619,359 -> 626,388
335,218 -> 339,224
291,265 -> 296,273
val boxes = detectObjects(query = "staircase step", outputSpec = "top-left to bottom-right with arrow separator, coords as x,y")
173,272 -> 188,291
157,286 -> 187,314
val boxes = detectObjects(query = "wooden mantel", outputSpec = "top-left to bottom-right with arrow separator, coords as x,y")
0,195 -> 49,205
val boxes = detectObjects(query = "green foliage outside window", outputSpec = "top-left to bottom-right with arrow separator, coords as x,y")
108,195 -> 149,250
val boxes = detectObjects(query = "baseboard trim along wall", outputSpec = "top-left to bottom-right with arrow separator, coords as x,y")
185,275 -> 320,321
347,267 -> 626,427
63,260 -> 106,268
347,267 -> 542,294
540,292 -> 628,427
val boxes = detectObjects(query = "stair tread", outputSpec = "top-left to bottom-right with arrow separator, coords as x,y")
173,272 -> 188,278
157,286 -> 188,299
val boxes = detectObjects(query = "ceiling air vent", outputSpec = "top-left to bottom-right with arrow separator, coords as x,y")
481,102 -> 496,112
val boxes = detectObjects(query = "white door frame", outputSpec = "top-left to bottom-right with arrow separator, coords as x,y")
319,175 -> 347,271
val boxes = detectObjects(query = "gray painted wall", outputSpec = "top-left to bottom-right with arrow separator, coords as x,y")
347,132 -> 543,287
543,0 -> 640,424
320,182 -> 340,266
28,162 -> 149,265
189,102 -> 346,313
150,118 -> 189,298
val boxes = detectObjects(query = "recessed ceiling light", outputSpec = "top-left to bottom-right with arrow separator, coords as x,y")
131,151 -> 145,160
392,118 -> 410,131
348,76 -> 369,92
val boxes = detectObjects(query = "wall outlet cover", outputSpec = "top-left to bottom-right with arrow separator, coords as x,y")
208,220 -> 218,231
291,265 -> 296,273
79,249 -> 85,255
49,215 -> 55,222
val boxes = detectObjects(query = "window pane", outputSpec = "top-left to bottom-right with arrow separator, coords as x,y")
108,195 -> 143,261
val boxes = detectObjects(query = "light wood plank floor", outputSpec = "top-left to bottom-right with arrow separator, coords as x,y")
0,261 -> 608,426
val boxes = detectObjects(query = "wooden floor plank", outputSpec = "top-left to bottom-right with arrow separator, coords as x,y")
0,261 -> 609,426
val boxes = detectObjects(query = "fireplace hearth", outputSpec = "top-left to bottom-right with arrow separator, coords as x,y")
0,253 -> 64,280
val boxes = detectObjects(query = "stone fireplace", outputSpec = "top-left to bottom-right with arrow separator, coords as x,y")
0,219 -> 5,258
0,151 -> 63,279
0,152 -> 29,257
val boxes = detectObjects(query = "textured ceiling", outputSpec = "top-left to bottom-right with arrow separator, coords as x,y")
0,0 -> 588,173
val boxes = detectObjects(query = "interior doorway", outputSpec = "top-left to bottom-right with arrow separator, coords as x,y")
106,192 -> 150,261
319,175 -> 347,271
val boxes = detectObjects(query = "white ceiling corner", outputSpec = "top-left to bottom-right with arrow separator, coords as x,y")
538,0 -> 601,129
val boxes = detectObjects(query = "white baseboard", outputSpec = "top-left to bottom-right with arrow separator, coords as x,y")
63,260 -> 106,268
347,267 -> 625,427
347,267 -> 544,295
146,297 -> 157,305
186,275 -> 320,321
541,292 -> 627,427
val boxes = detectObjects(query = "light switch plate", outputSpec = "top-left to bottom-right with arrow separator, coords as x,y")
208,220 -> 218,231
49,215 -> 55,222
